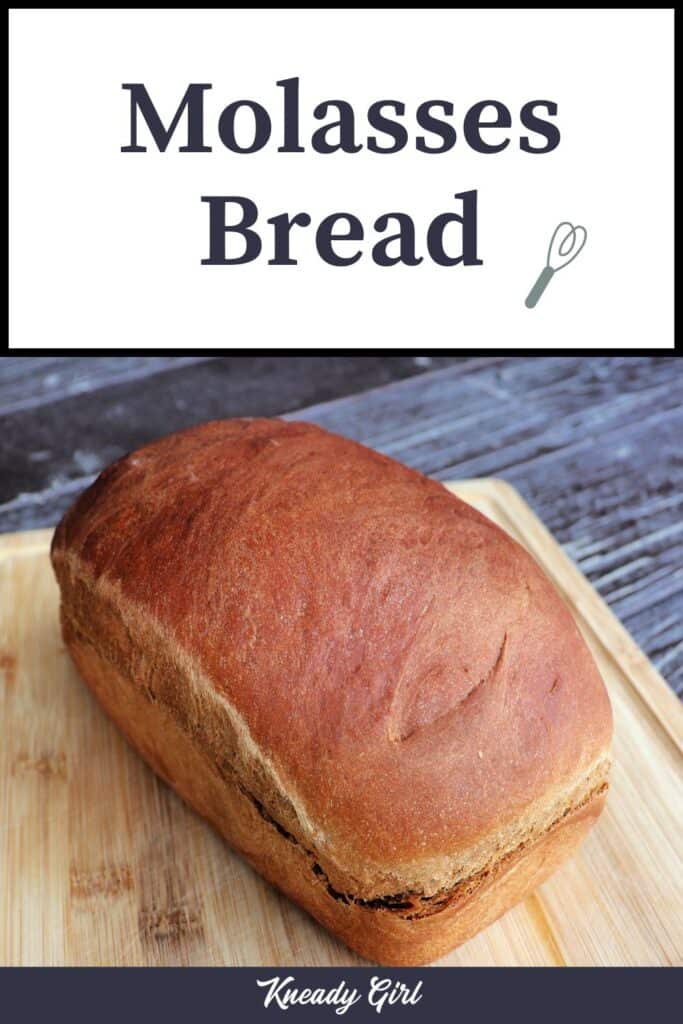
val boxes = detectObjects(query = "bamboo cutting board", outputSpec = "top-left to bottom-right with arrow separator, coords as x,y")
1,479 -> 682,967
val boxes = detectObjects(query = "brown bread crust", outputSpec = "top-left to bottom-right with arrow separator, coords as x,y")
51,417 -> 612,961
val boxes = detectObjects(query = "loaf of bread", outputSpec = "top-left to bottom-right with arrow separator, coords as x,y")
51,418 -> 612,965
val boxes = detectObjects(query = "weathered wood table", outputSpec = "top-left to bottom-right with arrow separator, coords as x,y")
1,355 -> 681,697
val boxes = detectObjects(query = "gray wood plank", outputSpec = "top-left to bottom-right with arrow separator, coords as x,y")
0,357 -> 213,415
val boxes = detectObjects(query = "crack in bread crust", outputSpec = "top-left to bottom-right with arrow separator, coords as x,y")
397,631 -> 509,743
240,775 -> 609,921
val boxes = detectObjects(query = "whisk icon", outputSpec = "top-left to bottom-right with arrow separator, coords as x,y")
525,221 -> 587,308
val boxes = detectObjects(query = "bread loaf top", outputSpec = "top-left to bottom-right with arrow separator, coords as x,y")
52,418 -> 612,892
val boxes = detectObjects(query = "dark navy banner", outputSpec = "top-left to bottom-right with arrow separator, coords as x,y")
1,968 -> 675,1023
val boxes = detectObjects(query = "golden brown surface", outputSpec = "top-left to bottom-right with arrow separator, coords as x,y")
50,418 -> 613,962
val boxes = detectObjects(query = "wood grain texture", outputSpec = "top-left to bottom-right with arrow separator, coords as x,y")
1,481 -> 681,967
1,355 -> 681,695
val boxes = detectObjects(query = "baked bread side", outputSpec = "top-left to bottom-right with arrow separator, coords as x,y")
51,418 -> 612,964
